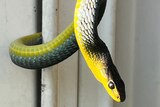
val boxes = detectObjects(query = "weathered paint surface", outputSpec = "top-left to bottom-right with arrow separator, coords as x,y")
0,0 -> 40,107
115,0 -> 160,107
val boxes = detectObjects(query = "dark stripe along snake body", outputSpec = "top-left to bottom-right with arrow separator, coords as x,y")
9,0 -> 125,102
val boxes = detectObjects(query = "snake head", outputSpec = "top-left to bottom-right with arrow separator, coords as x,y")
103,64 -> 126,102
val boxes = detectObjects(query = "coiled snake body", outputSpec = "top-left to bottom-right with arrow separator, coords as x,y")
9,0 -> 125,102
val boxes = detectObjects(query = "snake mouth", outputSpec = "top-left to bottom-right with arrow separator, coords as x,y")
120,95 -> 125,102
118,86 -> 126,102
119,86 -> 126,102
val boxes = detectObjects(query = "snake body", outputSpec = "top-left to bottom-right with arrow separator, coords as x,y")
9,24 -> 78,69
9,0 -> 125,102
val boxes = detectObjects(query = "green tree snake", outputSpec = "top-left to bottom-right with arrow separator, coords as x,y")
9,0 -> 125,102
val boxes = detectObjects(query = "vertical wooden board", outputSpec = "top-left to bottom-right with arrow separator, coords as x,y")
41,67 -> 58,107
57,0 -> 76,28
41,0 -> 58,107
115,0 -> 136,107
0,0 -> 38,107
133,0 -> 160,107
57,0 -> 78,107
41,0 -> 78,107
116,0 -> 160,107
57,53 -> 78,107
78,0 -> 116,107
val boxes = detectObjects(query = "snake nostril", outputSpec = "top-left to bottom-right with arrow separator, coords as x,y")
117,96 -> 120,99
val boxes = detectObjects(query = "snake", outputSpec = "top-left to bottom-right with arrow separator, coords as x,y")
9,0 -> 125,102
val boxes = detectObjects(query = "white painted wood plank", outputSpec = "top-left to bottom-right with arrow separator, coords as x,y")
78,0 -> 117,107
0,0 -> 38,107
57,53 -> 78,107
115,0 -> 160,107
42,0 -> 79,107
133,1 -> 160,106
57,0 -> 78,107
114,0 -> 136,107
41,0 -> 58,107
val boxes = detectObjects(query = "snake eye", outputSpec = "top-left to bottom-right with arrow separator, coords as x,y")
108,80 -> 115,89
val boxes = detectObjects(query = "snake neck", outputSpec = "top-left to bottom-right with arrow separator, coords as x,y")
74,0 -> 111,81
74,0 -> 99,47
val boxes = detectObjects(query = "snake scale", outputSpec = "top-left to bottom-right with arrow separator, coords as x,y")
9,0 -> 125,102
